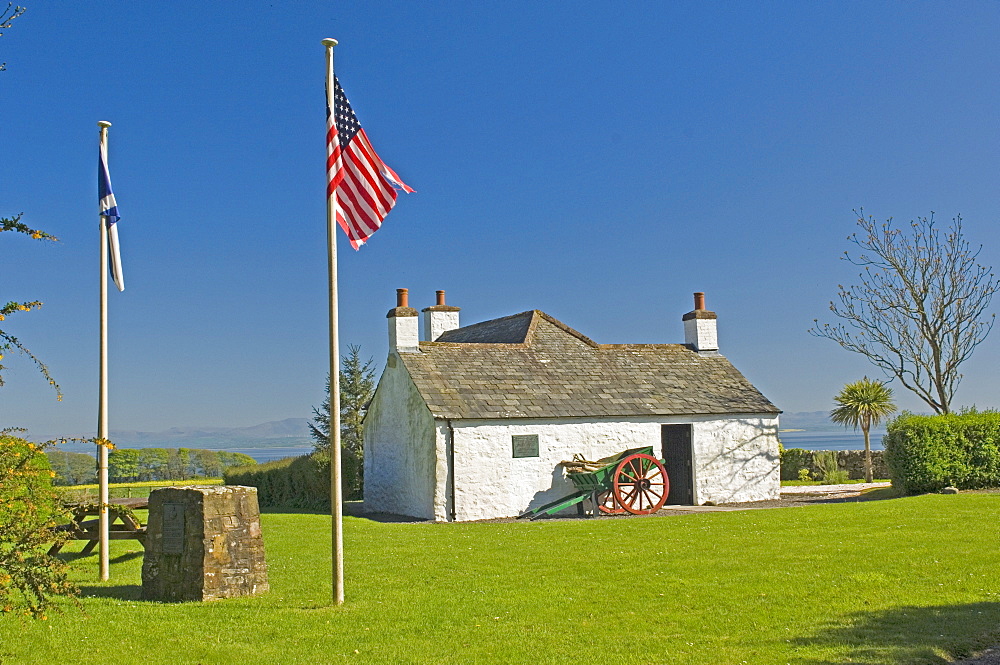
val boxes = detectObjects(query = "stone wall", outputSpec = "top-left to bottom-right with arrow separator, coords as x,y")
142,485 -> 268,602
780,448 -> 887,481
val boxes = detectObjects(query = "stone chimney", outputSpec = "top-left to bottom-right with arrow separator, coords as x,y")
421,290 -> 461,341
682,291 -> 719,354
387,288 -> 419,353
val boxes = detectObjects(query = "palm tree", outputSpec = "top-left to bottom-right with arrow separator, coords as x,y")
830,378 -> 897,482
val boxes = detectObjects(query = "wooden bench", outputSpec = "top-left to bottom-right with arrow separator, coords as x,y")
48,497 -> 149,555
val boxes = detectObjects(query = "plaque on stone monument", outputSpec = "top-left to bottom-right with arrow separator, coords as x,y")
161,503 -> 185,554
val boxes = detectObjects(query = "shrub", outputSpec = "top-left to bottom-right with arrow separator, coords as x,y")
0,435 -> 76,618
223,452 -> 360,510
884,410 -> 1000,493
780,447 -> 813,481
814,451 -> 849,484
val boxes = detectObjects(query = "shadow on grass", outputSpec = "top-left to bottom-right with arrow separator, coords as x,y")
58,550 -> 144,565
793,602 -> 1000,664
77,584 -> 142,601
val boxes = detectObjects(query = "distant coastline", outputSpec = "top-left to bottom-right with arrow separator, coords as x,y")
28,414 -> 887,458
29,417 -> 315,455
779,429 -> 887,451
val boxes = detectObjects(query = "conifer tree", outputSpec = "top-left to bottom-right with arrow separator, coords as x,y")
310,345 -> 376,492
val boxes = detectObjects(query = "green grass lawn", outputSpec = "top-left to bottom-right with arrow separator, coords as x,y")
2,494 -> 998,664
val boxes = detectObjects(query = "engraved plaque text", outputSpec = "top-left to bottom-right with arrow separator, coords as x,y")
512,434 -> 539,458
162,502 -> 185,554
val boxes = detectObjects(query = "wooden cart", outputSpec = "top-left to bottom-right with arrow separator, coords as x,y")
518,446 -> 669,520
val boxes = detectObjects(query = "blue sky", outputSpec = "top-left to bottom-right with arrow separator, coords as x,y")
3,1 -> 1000,436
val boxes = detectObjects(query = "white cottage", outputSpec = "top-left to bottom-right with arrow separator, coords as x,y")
363,289 -> 781,522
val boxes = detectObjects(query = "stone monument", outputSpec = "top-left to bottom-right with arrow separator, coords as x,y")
142,485 -> 269,601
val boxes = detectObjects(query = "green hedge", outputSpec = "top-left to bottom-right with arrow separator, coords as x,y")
884,411 -> 1000,493
223,452 -> 361,510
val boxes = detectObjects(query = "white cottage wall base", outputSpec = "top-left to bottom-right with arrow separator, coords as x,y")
443,415 -> 778,522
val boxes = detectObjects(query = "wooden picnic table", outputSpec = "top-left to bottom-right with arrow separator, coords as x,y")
48,497 -> 149,555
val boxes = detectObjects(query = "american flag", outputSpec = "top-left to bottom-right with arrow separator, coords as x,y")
327,76 -> 412,249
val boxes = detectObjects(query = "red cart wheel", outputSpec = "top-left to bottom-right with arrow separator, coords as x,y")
596,489 -> 626,515
612,453 -> 668,515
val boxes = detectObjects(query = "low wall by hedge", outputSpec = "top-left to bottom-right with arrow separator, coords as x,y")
884,411 -> 1000,494
780,447 -> 887,481
223,452 -> 361,510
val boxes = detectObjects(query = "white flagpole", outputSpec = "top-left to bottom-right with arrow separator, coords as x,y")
322,37 -> 345,606
97,120 -> 112,581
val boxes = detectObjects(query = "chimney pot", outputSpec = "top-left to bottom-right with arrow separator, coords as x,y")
694,292 -> 705,311
396,288 -> 409,308
436,290 -> 446,306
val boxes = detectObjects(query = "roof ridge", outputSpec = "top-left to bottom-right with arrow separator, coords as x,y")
597,343 -> 692,350
531,311 -> 600,348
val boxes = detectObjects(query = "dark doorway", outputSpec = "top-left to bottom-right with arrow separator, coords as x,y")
661,424 -> 694,505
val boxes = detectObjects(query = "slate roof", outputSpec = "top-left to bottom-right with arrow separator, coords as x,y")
397,310 -> 779,420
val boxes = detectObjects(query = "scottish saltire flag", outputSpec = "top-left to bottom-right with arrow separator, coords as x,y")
327,76 -> 413,250
98,141 -> 124,291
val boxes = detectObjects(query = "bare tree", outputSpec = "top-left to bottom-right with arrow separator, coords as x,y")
0,3 -> 25,73
810,210 -> 999,415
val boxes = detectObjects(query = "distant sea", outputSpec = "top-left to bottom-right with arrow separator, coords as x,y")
778,430 -> 887,451
50,435 -> 879,463
231,436 -> 882,462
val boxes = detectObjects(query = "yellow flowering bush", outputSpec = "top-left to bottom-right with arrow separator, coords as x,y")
0,434 -> 77,618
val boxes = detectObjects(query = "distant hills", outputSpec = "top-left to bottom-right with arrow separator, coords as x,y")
33,412 -> 868,453
37,418 -> 315,452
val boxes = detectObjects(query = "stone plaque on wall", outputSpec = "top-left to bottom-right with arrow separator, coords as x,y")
142,485 -> 269,602
512,434 -> 539,458
160,503 -> 185,554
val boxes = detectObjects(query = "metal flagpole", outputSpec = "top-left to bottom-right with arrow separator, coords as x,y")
322,37 -> 345,605
97,120 -> 112,581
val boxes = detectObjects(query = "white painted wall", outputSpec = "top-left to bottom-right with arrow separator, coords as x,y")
442,414 -> 779,521
422,309 -> 460,341
690,416 -> 780,505
362,353 -> 437,519
388,314 -> 419,353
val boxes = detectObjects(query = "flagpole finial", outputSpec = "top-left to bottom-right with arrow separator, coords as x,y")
97,120 -> 112,128
321,38 -> 338,47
